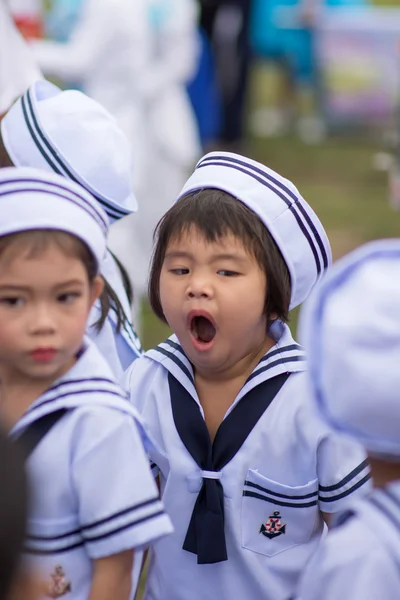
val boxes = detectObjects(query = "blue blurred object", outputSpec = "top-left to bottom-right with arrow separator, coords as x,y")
187,29 -> 221,146
250,0 -> 368,83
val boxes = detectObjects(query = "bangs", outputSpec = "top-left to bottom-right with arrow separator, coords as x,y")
0,230 -> 97,280
153,189 -> 267,263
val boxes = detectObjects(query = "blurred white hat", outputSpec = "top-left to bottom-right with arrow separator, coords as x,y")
299,239 -> 400,456
178,152 -> 331,310
0,166 -> 108,271
1,80 -> 137,223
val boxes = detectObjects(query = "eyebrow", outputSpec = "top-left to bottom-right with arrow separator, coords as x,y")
0,280 -> 85,292
164,251 -> 249,264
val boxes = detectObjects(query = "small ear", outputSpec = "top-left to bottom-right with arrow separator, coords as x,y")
89,276 -> 104,308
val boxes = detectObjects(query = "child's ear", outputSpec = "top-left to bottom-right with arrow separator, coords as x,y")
89,276 -> 104,308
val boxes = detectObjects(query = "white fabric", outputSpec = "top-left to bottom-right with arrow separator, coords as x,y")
297,481 -> 400,600
0,166 -> 107,270
11,338 -> 173,600
123,323 -> 370,600
179,152 -> 332,310
0,2 -> 42,114
87,251 -> 143,379
299,239 -> 400,456
1,79 -> 137,221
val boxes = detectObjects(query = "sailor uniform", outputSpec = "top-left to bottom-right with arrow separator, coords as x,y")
296,483 -> 400,600
123,323 -> 370,600
11,338 -> 173,600
1,80 -> 142,376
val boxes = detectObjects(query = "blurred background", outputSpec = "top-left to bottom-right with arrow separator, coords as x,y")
5,0 -> 400,349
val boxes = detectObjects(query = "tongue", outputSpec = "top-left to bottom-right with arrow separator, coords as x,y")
195,316 -> 216,343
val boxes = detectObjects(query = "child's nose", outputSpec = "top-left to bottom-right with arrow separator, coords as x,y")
187,274 -> 212,299
30,304 -> 56,334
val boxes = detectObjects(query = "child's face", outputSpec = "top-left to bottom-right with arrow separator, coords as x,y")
0,242 -> 102,387
160,227 -> 271,377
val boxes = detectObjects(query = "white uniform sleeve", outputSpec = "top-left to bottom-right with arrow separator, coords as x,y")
317,429 -> 371,513
297,522 -> 400,600
71,407 -> 173,559
30,0 -> 148,84
139,0 -> 200,99
122,358 -> 161,478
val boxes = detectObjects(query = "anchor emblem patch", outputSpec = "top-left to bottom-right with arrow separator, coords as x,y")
260,510 -> 286,539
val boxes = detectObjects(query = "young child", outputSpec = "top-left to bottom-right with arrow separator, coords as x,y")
0,79 -> 142,378
296,239 -> 400,600
123,151 -> 371,600
0,167 -> 173,600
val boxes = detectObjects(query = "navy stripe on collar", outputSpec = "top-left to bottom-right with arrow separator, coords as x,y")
197,155 -> 328,275
21,89 -> 128,220
153,346 -> 194,384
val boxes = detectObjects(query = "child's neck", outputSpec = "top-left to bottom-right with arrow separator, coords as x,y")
194,335 -> 276,442
0,361 -> 75,431
368,455 -> 400,489
0,378 -> 51,431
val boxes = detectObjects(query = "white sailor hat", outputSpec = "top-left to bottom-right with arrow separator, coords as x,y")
299,239 -> 400,457
178,152 -> 331,310
1,80 -> 137,223
0,166 -> 108,271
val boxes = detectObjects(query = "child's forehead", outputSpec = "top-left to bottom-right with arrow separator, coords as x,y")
166,226 -> 247,251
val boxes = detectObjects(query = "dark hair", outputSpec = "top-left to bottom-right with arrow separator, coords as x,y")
149,189 -> 291,323
0,126 -> 14,168
95,251 -> 134,334
0,428 -> 28,600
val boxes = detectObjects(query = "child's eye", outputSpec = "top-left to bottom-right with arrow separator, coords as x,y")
0,296 -> 25,307
218,270 -> 239,277
170,268 -> 189,275
57,292 -> 82,304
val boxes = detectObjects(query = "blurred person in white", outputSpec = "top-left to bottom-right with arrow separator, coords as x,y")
31,0 -> 201,330
0,427 -> 41,600
0,0 -> 41,117
0,80 -> 143,379
296,239 -> 400,600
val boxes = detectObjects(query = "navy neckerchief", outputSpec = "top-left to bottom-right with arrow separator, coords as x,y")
168,370 -> 290,564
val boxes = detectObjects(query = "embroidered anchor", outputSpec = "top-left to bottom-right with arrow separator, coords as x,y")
44,565 -> 71,598
260,511 -> 286,539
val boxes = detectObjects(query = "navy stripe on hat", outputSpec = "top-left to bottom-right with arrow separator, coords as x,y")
0,177 -> 108,234
196,154 -> 329,277
21,89 -> 129,220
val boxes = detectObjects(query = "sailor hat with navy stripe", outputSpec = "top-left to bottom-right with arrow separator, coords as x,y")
299,239 -> 400,457
178,152 -> 332,309
1,80 -> 137,223
0,166 -> 108,270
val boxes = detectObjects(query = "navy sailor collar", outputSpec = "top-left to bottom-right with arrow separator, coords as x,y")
146,321 -> 306,405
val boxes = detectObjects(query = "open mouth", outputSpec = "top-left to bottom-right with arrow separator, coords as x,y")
190,315 -> 216,344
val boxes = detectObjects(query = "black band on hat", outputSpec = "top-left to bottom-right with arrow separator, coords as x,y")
197,154 -> 329,277
21,89 -> 129,220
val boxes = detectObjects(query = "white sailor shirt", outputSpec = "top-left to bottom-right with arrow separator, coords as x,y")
123,322 -> 371,600
11,339 -> 172,600
88,250 -> 142,379
296,481 -> 400,600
